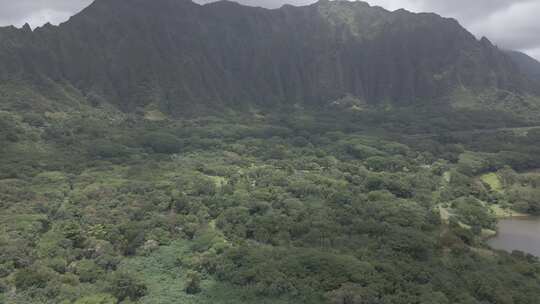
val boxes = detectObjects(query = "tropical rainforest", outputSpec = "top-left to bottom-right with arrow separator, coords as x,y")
1,0 -> 540,304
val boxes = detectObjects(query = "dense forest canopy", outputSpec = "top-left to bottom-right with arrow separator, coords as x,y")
1,1 -> 540,304
1,81 -> 540,303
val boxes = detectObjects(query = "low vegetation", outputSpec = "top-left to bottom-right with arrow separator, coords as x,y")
1,89 -> 540,304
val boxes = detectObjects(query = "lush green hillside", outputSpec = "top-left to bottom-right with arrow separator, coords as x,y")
1,85 -> 540,303
0,0 -> 532,114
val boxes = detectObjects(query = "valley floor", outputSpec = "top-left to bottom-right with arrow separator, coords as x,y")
1,101 -> 540,304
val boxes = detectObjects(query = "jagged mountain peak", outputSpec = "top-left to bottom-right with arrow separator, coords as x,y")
0,0 -> 533,115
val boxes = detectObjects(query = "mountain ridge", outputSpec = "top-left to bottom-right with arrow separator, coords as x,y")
0,0 -> 535,115
506,50 -> 540,83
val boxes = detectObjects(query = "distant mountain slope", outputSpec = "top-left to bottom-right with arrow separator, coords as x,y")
506,50 -> 540,83
0,0 -> 533,114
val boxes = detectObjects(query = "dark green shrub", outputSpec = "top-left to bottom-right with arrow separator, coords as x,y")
140,132 -> 182,153
185,271 -> 202,294
107,271 -> 147,301
88,140 -> 130,158
14,268 -> 51,290
22,113 -> 46,127
73,259 -> 104,283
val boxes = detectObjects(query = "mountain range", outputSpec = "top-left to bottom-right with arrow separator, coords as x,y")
0,0 -> 537,115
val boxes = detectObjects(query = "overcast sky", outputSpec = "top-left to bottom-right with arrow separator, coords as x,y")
0,0 -> 538,60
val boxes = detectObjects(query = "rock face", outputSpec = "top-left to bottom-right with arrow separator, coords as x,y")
0,0 -> 532,114
506,50 -> 540,83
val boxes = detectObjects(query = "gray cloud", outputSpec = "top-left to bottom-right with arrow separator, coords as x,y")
0,0 -> 92,27
464,1 -> 540,51
0,0 -> 538,60
528,47 -> 540,61
389,0 -> 540,55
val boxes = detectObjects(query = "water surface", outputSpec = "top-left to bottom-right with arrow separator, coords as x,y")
488,217 -> 540,256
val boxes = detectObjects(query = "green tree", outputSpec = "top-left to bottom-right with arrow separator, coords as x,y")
185,271 -> 202,294
140,132 -> 182,154
14,267 -> 52,290
107,271 -> 147,301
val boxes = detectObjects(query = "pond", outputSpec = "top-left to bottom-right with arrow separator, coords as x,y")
488,217 -> 540,256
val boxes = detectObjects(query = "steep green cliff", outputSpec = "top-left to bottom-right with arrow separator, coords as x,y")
0,0 -> 532,114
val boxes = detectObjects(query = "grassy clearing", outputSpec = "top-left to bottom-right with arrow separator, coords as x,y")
480,173 -> 503,193
490,205 -> 529,219
144,110 -> 168,121
122,241 -> 295,304
205,175 -> 228,188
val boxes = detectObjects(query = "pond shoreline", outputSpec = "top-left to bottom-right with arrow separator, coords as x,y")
486,205 -> 532,240
491,205 -> 530,220
487,216 -> 540,256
